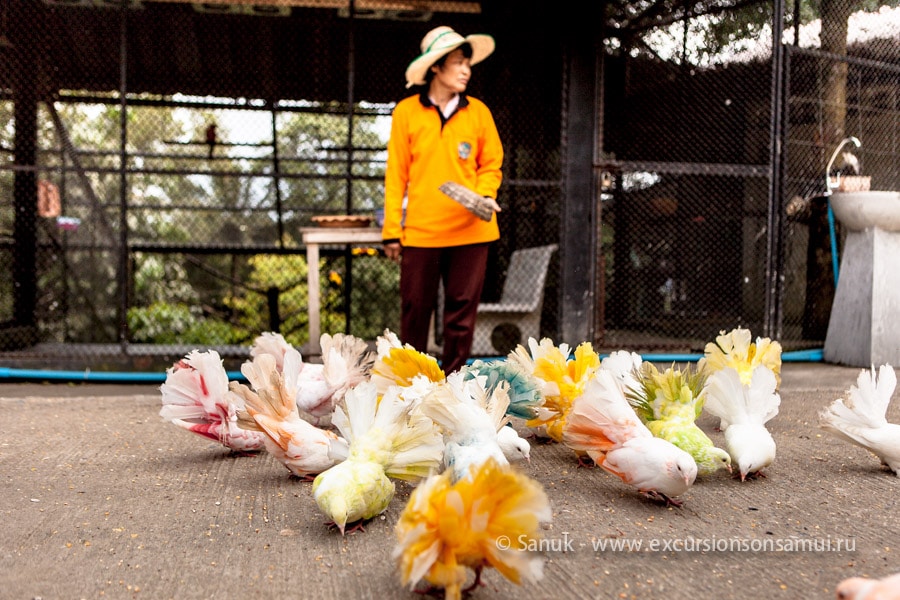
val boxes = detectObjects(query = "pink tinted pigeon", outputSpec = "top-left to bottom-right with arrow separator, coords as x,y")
562,369 -> 697,506
836,571 -> 900,600
231,352 -> 349,479
250,331 -> 375,427
159,349 -> 266,453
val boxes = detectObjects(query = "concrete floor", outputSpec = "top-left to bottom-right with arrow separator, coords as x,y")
2,362 -> 898,600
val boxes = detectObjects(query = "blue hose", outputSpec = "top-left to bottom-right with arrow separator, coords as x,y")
0,366 -> 246,383
827,198 -> 841,286
0,349 -> 824,382
597,348 -> 822,363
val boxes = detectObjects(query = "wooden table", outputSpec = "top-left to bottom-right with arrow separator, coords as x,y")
301,227 -> 383,355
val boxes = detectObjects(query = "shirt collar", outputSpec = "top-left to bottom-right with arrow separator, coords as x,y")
418,90 -> 470,114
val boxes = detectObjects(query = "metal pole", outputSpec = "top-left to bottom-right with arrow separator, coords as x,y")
792,0 -> 801,46
271,106 -> 284,246
11,3 -> 39,334
764,0 -> 786,339
343,0 -> 356,334
559,7 -> 600,348
118,3 -> 130,350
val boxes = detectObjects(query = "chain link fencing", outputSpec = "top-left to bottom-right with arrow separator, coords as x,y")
0,0 -> 896,370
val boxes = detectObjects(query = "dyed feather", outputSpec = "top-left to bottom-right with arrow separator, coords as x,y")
698,327 -> 783,388
249,331 -> 375,427
417,371 -> 513,481
462,359 -> 544,420
250,331 -> 294,371
563,369 -> 698,505
507,338 -> 601,443
394,457 -> 551,600
313,381 -> 445,533
628,362 -> 732,476
371,329 -> 446,395
231,353 -> 348,478
159,349 -> 266,453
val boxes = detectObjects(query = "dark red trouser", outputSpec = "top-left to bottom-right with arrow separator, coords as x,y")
399,243 -> 490,375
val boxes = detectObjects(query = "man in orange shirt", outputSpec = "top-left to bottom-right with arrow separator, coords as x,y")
382,26 -> 503,374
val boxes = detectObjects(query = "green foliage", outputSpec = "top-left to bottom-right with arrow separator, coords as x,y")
276,110 -> 388,224
133,254 -> 200,306
348,251 -> 400,340
613,0 -> 900,67
696,4 -> 774,58
224,250 -> 311,347
5,94 -> 395,346
127,302 -> 239,345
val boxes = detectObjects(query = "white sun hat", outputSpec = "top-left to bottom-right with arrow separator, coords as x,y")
404,26 -> 495,89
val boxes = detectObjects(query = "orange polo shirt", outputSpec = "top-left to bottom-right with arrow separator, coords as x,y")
382,92 -> 503,248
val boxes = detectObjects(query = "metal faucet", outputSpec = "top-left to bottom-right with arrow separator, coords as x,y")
825,136 -> 861,195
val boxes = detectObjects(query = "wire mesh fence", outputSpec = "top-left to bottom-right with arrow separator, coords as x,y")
0,0 -> 562,368
598,2 -> 775,352
1,0 -> 897,370
598,0 -> 900,353
783,43 -> 900,343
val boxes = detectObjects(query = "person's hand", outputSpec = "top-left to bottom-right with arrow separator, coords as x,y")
383,242 -> 402,263
484,197 -> 502,213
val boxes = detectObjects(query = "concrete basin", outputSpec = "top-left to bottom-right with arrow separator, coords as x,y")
824,190 -> 900,367
829,191 -> 900,232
